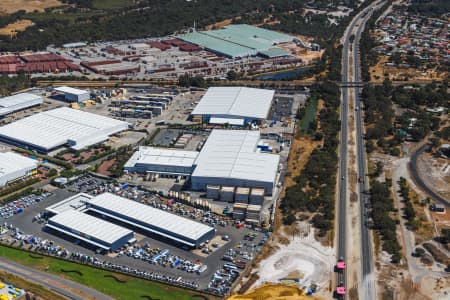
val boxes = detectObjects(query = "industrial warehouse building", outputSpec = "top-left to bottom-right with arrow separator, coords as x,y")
0,152 -> 38,187
191,87 -> 275,125
46,210 -> 134,251
125,130 -> 280,195
86,193 -> 215,248
0,107 -> 129,153
124,147 -> 199,176
54,86 -> 90,102
191,130 -> 279,195
178,24 -> 295,58
0,93 -> 43,117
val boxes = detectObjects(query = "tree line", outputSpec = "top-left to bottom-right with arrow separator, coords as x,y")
0,0 -> 357,51
280,81 -> 340,236
369,180 -> 402,263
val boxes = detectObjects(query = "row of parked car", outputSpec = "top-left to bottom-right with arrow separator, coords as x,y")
67,176 -> 108,193
71,253 -> 200,290
205,263 -> 241,296
0,226 -> 200,291
117,244 -> 207,274
0,192 -> 52,219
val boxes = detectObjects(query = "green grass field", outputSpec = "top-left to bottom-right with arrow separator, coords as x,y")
0,245 -> 212,300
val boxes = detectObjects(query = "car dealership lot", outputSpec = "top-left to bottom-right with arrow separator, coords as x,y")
1,181 -> 265,291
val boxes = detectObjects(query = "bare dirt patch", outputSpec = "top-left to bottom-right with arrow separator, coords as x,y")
97,159 -> 116,176
416,153 -> 450,200
228,283 -> 323,300
0,19 -> 34,36
205,19 -> 233,30
248,225 -> 335,298
0,0 -> 63,14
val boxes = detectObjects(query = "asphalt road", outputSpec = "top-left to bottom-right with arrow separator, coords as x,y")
409,144 -> 450,207
0,257 -> 114,300
338,2 -> 385,299
352,2 -> 387,300
337,2 -> 373,292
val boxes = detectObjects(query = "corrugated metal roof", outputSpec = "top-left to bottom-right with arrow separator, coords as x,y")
0,93 -> 42,108
54,86 -> 89,96
0,152 -> 37,177
125,147 -> 199,169
192,130 -> 279,183
177,31 -> 255,58
0,93 -> 43,116
192,87 -> 274,120
177,24 -> 294,58
0,107 -> 129,150
87,193 -> 214,242
48,209 -> 133,245
45,193 -> 93,215
218,24 -> 294,43
258,48 -> 290,58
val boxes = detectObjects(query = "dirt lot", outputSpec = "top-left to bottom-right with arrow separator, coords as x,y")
0,0 -> 63,14
97,159 -> 116,176
0,19 -> 34,36
416,153 -> 450,200
227,284 -> 323,300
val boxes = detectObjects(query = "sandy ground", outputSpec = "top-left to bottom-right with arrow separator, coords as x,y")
227,284 -> 323,300
0,0 -> 63,14
0,19 -> 34,36
205,19 -> 233,30
417,153 -> 450,200
250,225 -> 335,297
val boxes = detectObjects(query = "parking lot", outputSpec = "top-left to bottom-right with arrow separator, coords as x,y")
0,175 -> 266,294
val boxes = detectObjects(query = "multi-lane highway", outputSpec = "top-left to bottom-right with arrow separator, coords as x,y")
353,5 -> 378,300
338,1 -> 385,299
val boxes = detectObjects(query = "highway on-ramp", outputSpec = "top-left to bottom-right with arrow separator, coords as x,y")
0,257 -> 114,300
409,144 -> 450,207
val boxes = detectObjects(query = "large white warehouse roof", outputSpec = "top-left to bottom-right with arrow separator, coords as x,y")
192,87 -> 274,120
0,107 -> 129,152
0,152 -> 38,186
0,93 -> 43,116
192,130 -> 279,184
54,86 -> 89,96
86,193 -> 214,244
125,147 -> 199,169
47,209 -> 133,246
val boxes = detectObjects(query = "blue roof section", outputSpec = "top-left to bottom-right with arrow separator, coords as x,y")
177,31 -> 256,58
177,24 -> 295,58
206,24 -> 294,49
258,48 -> 290,58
